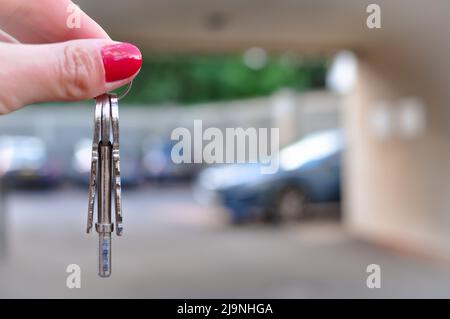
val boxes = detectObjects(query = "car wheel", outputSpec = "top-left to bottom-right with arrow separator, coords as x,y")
269,186 -> 307,223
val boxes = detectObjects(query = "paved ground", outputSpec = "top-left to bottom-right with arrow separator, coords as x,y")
1,184 -> 450,298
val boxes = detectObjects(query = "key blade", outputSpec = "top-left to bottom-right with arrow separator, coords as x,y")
87,96 -> 103,233
110,94 -> 123,236
86,153 -> 97,233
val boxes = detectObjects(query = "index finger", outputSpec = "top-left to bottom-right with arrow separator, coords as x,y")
0,0 -> 110,43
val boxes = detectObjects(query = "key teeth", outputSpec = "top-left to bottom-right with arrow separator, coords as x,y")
116,220 -> 123,235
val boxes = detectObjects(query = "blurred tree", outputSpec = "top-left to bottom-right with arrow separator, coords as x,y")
124,53 -> 327,105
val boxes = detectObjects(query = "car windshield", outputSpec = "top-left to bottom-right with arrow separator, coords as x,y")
279,130 -> 343,171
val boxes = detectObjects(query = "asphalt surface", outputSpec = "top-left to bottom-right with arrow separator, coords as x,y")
1,184 -> 450,298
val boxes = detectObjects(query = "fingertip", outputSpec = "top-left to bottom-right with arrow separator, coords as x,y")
101,43 -> 142,83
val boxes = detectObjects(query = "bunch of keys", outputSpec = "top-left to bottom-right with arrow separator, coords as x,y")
86,93 -> 123,278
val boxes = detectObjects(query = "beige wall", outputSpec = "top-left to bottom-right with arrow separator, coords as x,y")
345,35 -> 450,253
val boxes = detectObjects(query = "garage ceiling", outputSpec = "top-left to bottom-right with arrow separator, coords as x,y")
76,0 -> 448,53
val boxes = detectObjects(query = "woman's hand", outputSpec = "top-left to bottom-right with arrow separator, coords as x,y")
0,0 -> 142,114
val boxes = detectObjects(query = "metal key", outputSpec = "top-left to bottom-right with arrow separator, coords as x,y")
87,93 -> 122,278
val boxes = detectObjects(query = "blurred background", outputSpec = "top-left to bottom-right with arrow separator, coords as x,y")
1,0 -> 450,298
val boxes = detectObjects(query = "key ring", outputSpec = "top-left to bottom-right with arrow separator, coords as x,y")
110,81 -> 133,101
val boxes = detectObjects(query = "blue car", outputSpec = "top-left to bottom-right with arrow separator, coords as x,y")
194,130 -> 344,223
71,138 -> 144,187
0,135 -> 63,187
142,136 -> 201,182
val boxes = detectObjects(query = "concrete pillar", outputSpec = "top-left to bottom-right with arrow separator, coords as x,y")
344,41 -> 450,254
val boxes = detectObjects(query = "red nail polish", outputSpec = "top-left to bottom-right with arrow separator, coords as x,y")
101,43 -> 142,82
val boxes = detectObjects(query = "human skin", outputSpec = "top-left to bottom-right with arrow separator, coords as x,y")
0,0 -> 142,114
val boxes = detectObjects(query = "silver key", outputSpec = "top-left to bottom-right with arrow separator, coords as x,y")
87,93 -> 123,278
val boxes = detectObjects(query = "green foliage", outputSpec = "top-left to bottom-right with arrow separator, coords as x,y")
125,53 -> 327,105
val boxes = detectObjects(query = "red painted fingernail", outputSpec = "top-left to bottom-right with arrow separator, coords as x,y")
101,43 -> 142,82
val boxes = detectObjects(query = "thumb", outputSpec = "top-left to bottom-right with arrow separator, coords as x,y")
0,39 -> 142,114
